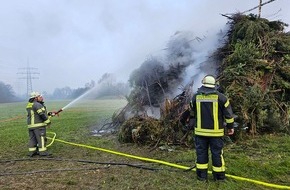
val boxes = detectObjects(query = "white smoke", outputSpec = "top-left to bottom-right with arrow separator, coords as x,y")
182,27 -> 229,92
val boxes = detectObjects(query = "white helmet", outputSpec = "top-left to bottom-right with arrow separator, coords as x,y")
202,75 -> 216,88
30,91 -> 41,98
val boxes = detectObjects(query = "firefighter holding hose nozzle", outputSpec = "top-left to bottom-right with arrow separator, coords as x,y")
26,91 -> 56,157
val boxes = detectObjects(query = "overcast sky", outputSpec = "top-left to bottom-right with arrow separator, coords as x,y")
0,0 -> 289,95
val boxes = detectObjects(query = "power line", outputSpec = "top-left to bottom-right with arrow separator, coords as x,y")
222,0 -> 278,17
17,59 -> 40,97
241,0 -> 277,15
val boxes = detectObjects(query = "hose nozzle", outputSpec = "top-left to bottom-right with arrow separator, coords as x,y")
55,109 -> 63,115
48,109 -> 63,117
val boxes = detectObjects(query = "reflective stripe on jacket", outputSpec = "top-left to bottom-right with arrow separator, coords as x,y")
190,86 -> 234,137
26,101 -> 50,128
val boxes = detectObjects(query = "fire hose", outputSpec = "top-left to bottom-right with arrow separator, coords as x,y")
43,108 -> 290,189
45,134 -> 290,189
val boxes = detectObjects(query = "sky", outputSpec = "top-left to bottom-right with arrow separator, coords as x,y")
0,0 -> 289,95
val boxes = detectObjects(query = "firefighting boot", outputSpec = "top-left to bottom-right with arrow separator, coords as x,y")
196,169 -> 208,181
39,151 -> 52,157
213,171 -> 226,181
28,151 -> 38,157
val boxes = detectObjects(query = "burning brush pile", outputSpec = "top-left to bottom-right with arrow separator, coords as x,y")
110,32 -> 199,147
117,87 -> 194,148
106,13 -> 289,146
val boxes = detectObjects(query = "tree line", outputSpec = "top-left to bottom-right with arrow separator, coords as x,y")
0,81 -> 18,103
0,73 -> 130,103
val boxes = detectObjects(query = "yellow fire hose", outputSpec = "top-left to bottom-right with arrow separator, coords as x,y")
46,132 -> 56,148
47,132 -> 290,189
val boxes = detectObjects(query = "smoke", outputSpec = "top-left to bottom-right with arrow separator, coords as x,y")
183,28 -> 229,92
133,29 -> 226,91
127,27 -> 228,115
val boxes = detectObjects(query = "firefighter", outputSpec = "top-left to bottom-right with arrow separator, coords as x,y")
189,75 -> 234,181
26,92 -> 53,157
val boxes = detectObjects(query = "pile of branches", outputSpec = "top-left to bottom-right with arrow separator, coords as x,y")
109,33 -> 197,146
106,13 -> 289,146
102,79 -> 194,147
117,86 -> 194,148
217,13 -> 290,134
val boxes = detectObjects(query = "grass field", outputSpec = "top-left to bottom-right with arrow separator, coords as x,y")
0,99 -> 289,190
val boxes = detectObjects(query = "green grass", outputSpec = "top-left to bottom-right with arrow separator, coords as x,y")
0,99 -> 289,190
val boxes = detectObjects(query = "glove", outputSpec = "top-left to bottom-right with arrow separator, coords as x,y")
48,112 -> 56,117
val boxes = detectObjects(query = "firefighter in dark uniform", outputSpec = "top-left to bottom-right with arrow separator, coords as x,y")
189,75 -> 234,181
26,92 -> 52,157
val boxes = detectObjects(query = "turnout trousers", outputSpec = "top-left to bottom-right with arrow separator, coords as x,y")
195,135 -> 225,180
28,126 -> 48,156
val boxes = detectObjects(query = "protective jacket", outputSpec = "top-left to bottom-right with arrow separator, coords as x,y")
26,99 -> 51,156
26,101 -> 51,128
190,86 -> 234,137
190,86 -> 235,180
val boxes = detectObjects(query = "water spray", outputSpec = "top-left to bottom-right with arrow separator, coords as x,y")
50,87 -> 96,117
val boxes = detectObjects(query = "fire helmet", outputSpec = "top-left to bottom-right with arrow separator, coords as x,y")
30,91 -> 41,98
202,75 -> 216,88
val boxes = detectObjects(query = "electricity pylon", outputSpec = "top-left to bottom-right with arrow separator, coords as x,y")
17,61 -> 39,97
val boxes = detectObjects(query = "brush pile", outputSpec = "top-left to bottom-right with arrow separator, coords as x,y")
217,13 -> 290,135
117,86 -> 194,147
111,32 -> 198,146
108,13 -> 289,146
